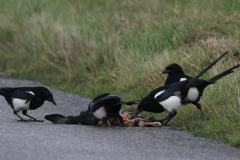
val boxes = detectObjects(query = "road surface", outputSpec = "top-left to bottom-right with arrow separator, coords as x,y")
0,75 -> 239,160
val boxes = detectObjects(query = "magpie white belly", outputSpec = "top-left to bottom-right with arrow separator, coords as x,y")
185,87 -> 199,101
12,98 -> 31,112
159,96 -> 182,112
92,107 -> 107,119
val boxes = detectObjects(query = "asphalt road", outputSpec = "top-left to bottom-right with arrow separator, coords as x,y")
0,75 -> 239,160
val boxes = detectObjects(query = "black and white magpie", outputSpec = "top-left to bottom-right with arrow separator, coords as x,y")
45,93 -> 139,126
0,87 -> 56,122
162,52 -> 239,115
133,51 -> 228,125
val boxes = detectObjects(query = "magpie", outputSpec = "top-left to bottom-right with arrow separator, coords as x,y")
162,52 -> 239,115
45,93 -> 140,126
133,51 -> 228,125
0,87 -> 56,122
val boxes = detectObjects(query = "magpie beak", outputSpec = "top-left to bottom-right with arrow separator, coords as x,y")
162,69 -> 171,74
48,98 -> 57,105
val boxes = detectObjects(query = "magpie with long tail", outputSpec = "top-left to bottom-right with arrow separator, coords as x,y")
133,51 -> 228,125
0,87 -> 56,122
45,93 -> 140,126
162,52 -> 239,116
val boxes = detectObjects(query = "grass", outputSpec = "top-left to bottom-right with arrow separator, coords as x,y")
0,0 -> 240,147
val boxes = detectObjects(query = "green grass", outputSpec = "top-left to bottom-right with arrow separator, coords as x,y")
0,0 -> 240,147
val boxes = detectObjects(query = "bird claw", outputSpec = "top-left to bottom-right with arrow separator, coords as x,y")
17,119 -> 31,122
96,123 -> 104,127
160,122 -> 170,126
157,120 -> 169,126
30,119 -> 44,122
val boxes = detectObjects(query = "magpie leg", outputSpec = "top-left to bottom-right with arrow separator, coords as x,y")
117,114 -> 127,127
97,117 -> 108,127
22,110 -> 44,122
132,109 -> 143,118
193,102 -> 204,118
13,111 -> 30,122
159,110 -> 177,126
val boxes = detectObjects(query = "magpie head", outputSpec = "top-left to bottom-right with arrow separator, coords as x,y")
40,87 -> 57,105
162,63 -> 184,75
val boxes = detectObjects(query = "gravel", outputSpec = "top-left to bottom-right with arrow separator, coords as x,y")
0,77 -> 239,160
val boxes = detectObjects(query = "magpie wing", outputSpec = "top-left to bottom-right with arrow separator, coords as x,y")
11,90 -> 35,99
89,95 -> 121,112
154,81 -> 187,102
87,93 -> 110,111
0,88 -> 35,99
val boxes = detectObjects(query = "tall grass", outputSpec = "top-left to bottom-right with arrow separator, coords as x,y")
0,0 -> 240,146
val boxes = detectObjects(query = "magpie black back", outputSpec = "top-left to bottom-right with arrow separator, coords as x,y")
0,88 -> 35,99
15,87 -> 57,105
88,95 -> 121,112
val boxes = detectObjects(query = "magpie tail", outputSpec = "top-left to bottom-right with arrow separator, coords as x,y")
45,111 -> 100,125
45,114 -> 83,124
184,51 -> 228,89
0,88 -> 11,96
44,114 -> 65,123
207,64 -> 240,83
45,114 -> 82,124
0,90 -> 5,96
113,100 -> 141,106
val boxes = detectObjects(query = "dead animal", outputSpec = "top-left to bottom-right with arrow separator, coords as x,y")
99,113 -> 162,127
45,93 -> 140,126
